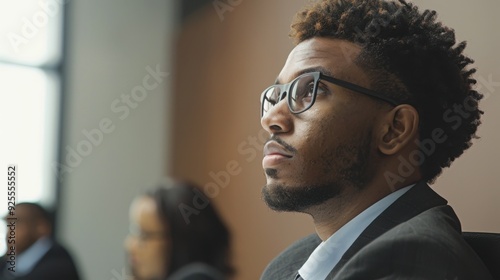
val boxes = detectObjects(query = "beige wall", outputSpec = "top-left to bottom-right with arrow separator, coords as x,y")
171,1 -> 500,279
59,1 -> 175,279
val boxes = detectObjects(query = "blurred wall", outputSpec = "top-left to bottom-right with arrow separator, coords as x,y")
172,1 -> 500,280
58,1 -> 175,279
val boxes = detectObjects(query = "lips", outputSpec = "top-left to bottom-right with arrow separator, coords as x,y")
262,141 -> 293,168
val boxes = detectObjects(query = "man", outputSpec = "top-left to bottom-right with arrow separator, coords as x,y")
1,203 -> 81,280
259,0 -> 493,279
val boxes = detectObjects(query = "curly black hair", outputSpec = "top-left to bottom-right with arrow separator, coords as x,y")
290,0 -> 482,183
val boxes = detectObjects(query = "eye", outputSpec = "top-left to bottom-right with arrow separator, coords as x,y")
305,83 -> 315,97
290,82 -> 314,103
316,83 -> 328,95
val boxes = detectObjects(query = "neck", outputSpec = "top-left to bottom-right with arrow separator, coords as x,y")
308,178 -> 417,241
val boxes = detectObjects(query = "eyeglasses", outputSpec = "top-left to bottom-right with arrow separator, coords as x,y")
128,224 -> 167,243
260,71 -> 401,118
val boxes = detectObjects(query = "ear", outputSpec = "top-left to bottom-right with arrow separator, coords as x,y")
377,105 -> 419,156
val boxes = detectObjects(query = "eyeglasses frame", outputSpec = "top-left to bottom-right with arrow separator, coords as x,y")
260,71 -> 402,118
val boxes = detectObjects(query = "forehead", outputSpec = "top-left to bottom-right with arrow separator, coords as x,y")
130,196 -> 157,217
277,37 -> 363,83
130,196 -> 164,229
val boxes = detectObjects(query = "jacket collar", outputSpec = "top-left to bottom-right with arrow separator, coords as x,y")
328,181 -> 451,277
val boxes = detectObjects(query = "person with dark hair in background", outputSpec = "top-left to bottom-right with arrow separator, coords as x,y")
259,0 -> 493,279
125,179 -> 234,280
0,202 -> 81,280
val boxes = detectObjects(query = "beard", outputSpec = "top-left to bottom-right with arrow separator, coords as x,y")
262,130 -> 374,212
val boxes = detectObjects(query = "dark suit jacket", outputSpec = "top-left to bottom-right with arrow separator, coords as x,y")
0,241 -> 81,280
261,182 -> 493,280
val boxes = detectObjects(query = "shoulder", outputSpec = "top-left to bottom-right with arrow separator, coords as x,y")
335,206 -> 492,279
31,241 -> 81,280
45,242 -> 74,257
42,242 -> 78,265
261,233 -> 321,280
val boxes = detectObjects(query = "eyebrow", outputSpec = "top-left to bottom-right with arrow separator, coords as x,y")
274,66 -> 336,84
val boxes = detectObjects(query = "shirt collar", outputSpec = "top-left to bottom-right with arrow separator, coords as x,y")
15,237 -> 53,275
298,184 -> 414,280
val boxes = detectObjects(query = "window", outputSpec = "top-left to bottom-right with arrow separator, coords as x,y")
0,0 -> 64,255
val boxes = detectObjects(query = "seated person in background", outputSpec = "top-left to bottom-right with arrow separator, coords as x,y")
125,179 -> 234,280
1,202 -> 81,280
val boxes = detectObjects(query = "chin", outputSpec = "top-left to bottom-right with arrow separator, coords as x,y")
262,180 -> 344,212
261,182 -> 303,212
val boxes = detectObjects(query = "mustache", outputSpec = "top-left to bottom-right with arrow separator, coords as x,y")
266,135 -> 297,154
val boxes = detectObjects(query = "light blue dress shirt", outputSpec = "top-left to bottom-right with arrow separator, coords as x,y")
298,185 -> 414,280
14,237 -> 52,276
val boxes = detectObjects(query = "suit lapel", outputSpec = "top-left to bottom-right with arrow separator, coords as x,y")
327,181 -> 450,278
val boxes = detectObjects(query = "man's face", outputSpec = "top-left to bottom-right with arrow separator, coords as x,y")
260,37 -> 384,212
4,206 -> 40,255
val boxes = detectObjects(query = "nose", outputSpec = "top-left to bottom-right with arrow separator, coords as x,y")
260,98 -> 293,135
124,234 -> 137,253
